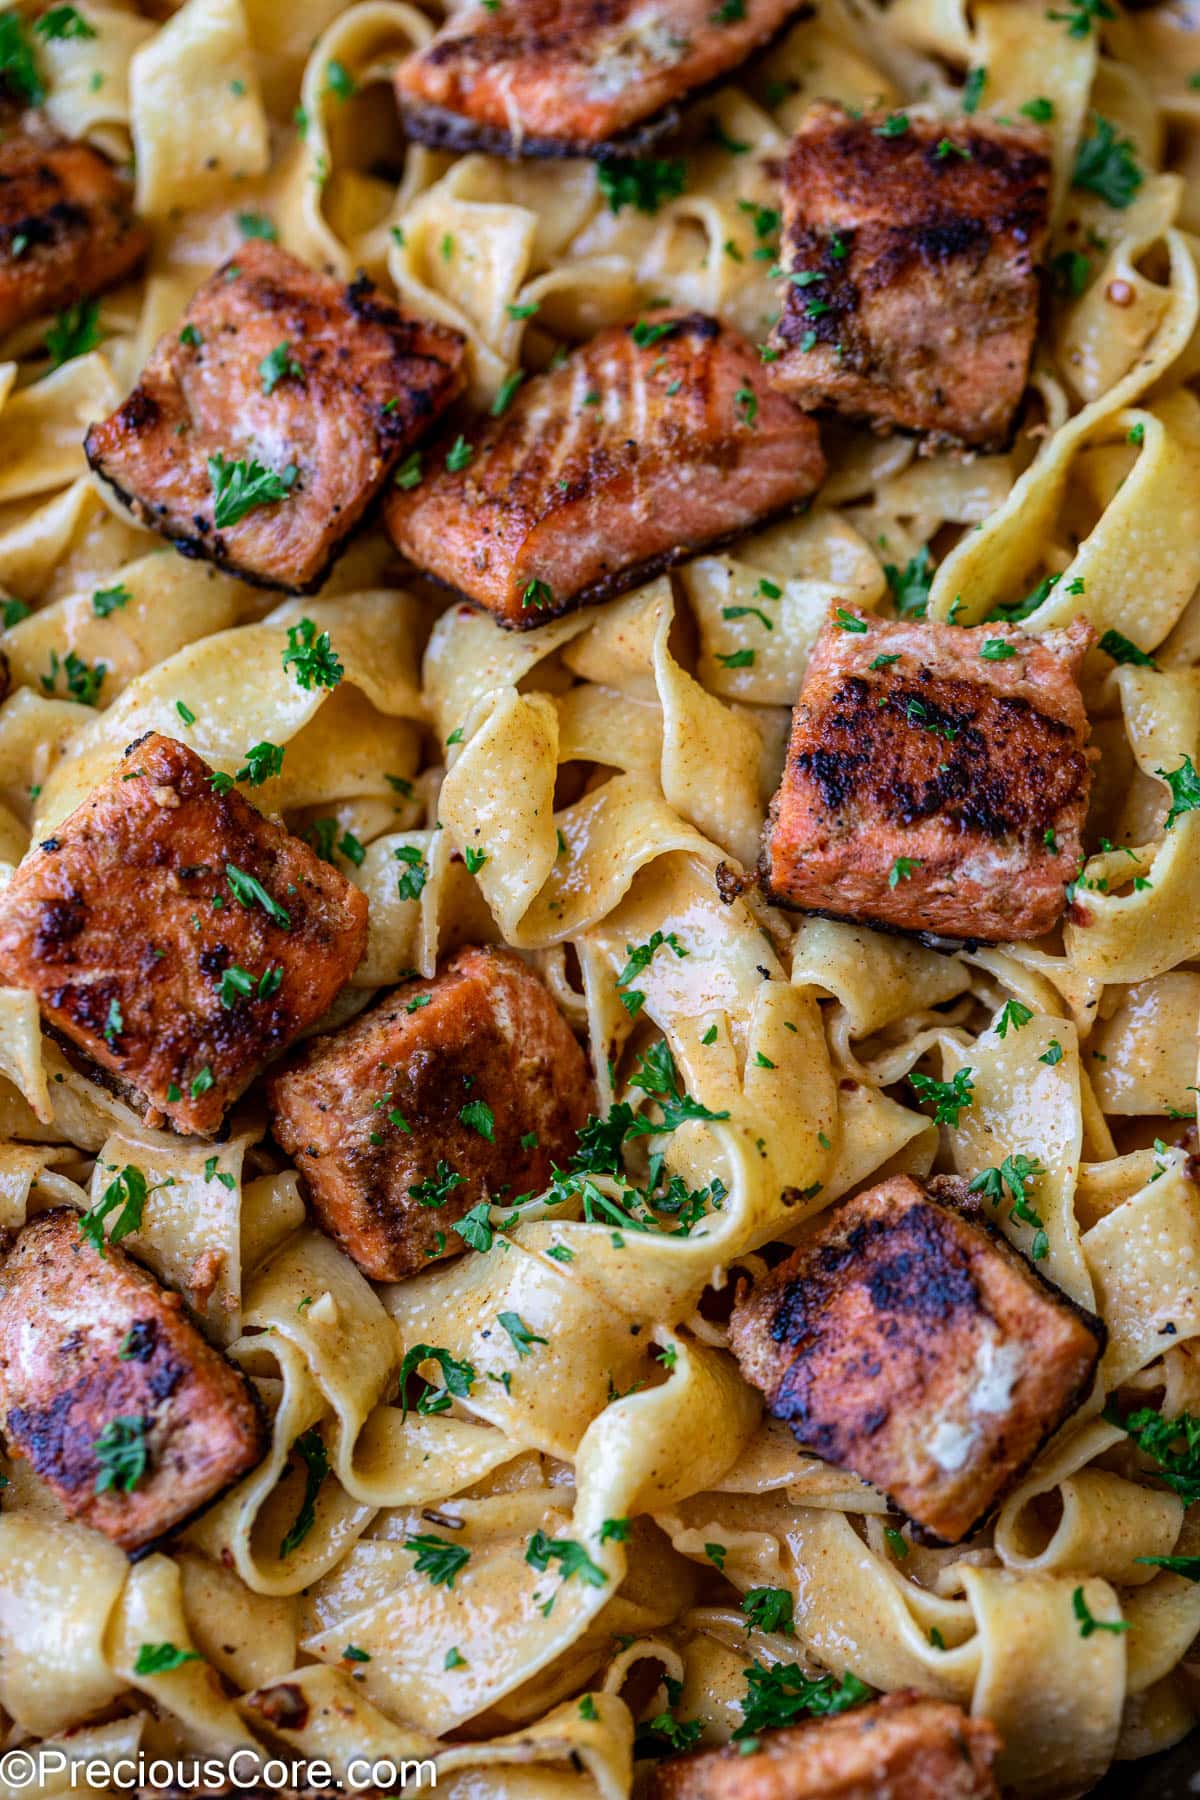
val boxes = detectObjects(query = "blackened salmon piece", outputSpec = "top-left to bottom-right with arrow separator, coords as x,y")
396,0 -> 811,157
384,311 -> 825,627
729,1175 -> 1104,1545
767,104 -> 1051,450
268,944 -> 594,1279
0,1210 -> 264,1553
761,609 -> 1093,943
649,1694 -> 1002,1800
84,242 -> 466,594
0,733 -> 368,1137
0,133 -> 148,339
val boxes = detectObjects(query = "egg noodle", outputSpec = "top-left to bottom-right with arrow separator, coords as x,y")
0,0 -> 1198,1793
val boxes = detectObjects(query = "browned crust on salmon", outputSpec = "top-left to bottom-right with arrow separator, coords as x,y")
767,104 -> 1051,450
84,243 -> 466,595
384,310 -> 825,628
396,0 -> 811,155
648,1694 -> 1001,1799
760,609 -> 1094,944
0,733 -> 369,1137
0,1210 -> 265,1553
0,132 -> 148,340
729,1175 -> 1105,1545
268,944 -> 594,1280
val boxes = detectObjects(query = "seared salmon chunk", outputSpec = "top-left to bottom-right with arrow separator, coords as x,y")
761,609 -> 1093,943
269,945 -> 594,1280
767,104 -> 1051,449
384,312 -> 825,627
0,733 -> 368,1136
85,243 -> 465,594
649,1694 -> 1001,1799
729,1176 -> 1104,1544
0,1210 -> 264,1553
0,133 -> 148,340
396,0 -> 810,158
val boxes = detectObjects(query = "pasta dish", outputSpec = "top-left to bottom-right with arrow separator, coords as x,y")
0,0 -> 1196,1794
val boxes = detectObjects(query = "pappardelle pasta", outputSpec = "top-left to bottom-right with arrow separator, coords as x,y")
0,0 -> 1197,1795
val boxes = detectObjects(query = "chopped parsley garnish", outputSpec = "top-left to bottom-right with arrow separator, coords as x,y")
1021,96 -> 1055,122
1041,1039 -> 1064,1066
279,1427 -> 329,1556
218,965 -> 254,1007
1106,1406 -> 1200,1503
80,1164 -> 150,1256
490,370 -> 525,416
0,13 -> 44,105
324,58 -> 356,99
908,1066 -> 974,1127
226,863 -> 290,928
498,1311 -> 548,1358
134,1642 -> 200,1675
38,4 -> 96,38
525,1531 -> 607,1586
963,66 -> 986,113
190,1067 -> 214,1098
397,1342 -> 475,1419
1048,0 -> 1115,37
1052,250 -> 1091,297
888,856 -> 920,888
874,112 -> 910,138
742,1586 -> 794,1635
445,435 -> 473,473
92,584 -> 132,619
597,156 -> 687,216
1134,1555 -> 1200,1580
834,607 -> 867,632
453,1202 -> 494,1253
94,1415 -> 149,1494
634,1713 -> 703,1758
463,846 -> 488,874
236,740 -> 285,785
394,451 -> 423,490
630,319 -> 678,353
176,700 -> 195,725
981,638 -> 1016,661
103,996 -> 123,1043
408,1161 -> 464,1209
630,1039 -> 731,1136
734,1664 -> 869,1739
259,340 -> 303,395
460,1097 -> 495,1141
735,384 -> 757,427
208,453 -> 297,529
522,578 -> 554,611
616,929 -> 687,1017
1157,755 -> 1200,829
1,599 -> 29,628
283,617 -> 342,690
1073,115 -> 1144,210
394,844 -> 427,902
717,648 -> 755,668
237,211 -> 277,242
41,649 -> 106,707
47,298 -> 103,369
884,546 -> 932,619
1072,1586 -> 1128,1637
1099,629 -> 1156,668
406,1534 -> 471,1587
996,998 -> 1033,1038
